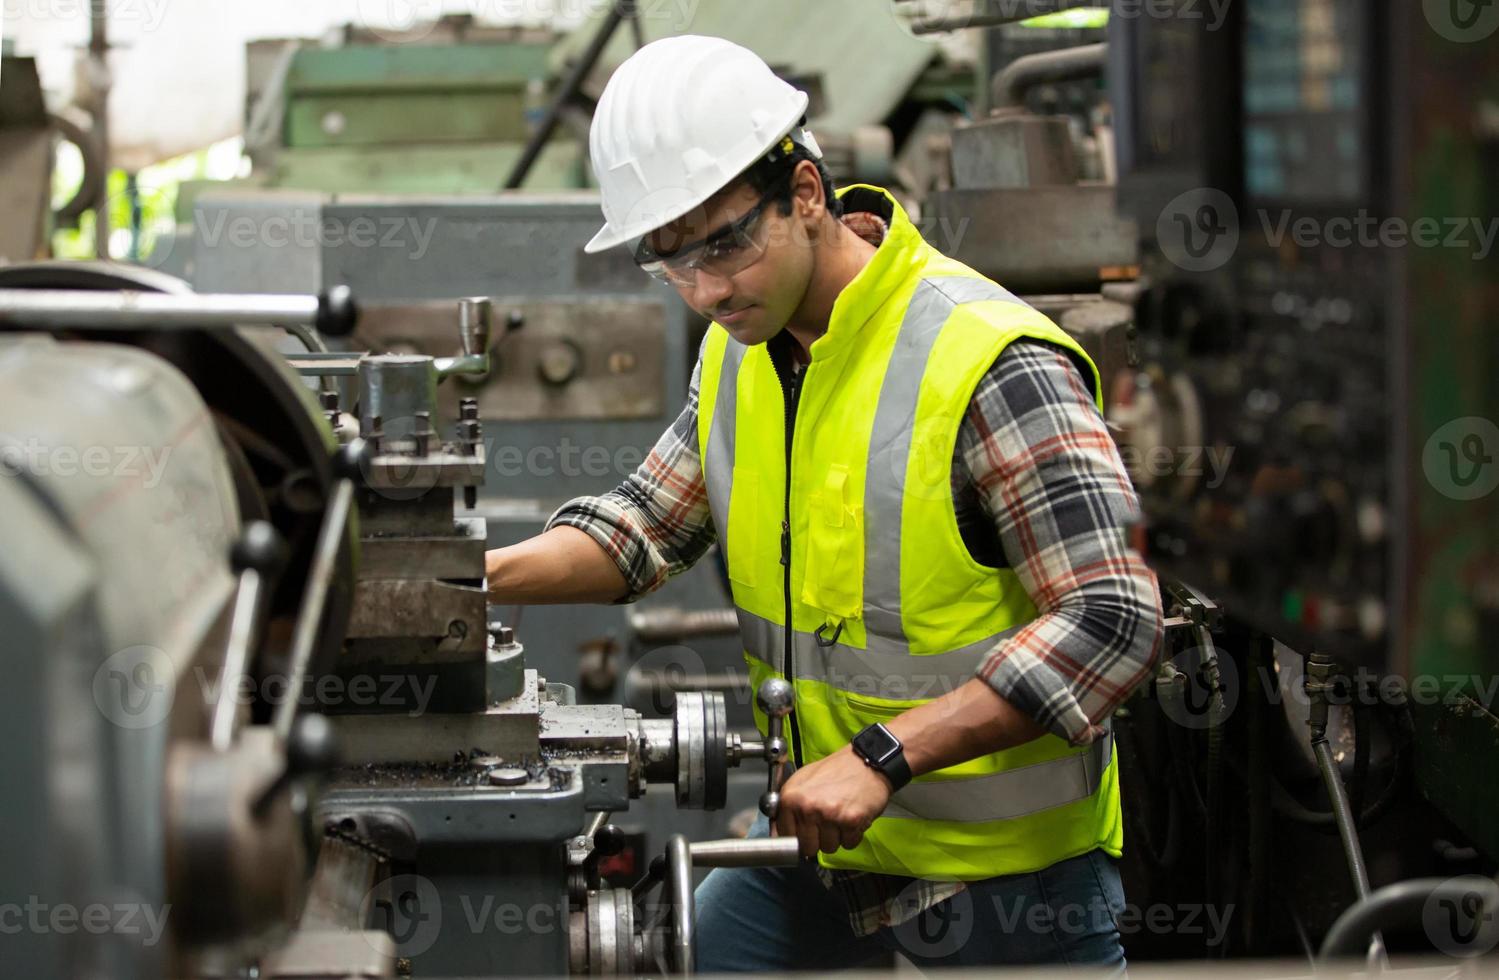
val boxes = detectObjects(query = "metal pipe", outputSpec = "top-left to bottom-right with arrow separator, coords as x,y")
272,442 -> 364,740
665,834 -> 694,974
627,607 -> 740,642
688,837 -> 800,869
0,287 -> 357,335
89,0 -> 111,258
912,0 -> 1100,35
504,1 -> 632,189
212,567 -> 264,751
991,42 -> 1108,111
1305,650 -> 1386,968
1319,877 -> 1499,961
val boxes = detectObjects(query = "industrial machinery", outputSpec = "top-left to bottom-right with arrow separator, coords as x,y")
1100,0 -> 1499,963
901,0 -> 1499,967
0,264 -> 800,977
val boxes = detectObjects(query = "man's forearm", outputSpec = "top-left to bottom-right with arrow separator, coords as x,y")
484,526 -> 629,605
884,677 -> 1048,778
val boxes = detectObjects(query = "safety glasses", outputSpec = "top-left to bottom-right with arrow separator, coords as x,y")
634,189 -> 778,288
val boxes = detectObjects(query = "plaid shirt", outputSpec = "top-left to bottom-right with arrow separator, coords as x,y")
548,215 -> 1164,936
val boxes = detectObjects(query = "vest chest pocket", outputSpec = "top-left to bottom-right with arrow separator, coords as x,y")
799,463 -> 864,623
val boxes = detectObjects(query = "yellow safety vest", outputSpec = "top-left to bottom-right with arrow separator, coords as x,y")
696,185 -> 1123,879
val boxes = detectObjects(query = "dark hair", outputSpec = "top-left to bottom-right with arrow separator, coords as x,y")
737,138 -> 841,219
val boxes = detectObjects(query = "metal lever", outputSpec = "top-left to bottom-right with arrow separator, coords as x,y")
0,285 -> 358,335
755,678 -> 794,820
212,521 -> 288,752
272,439 -> 368,740
435,296 -> 494,379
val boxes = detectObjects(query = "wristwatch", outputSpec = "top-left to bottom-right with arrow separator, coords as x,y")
850,723 -> 912,791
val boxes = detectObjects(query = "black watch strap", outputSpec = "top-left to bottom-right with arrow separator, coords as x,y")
852,723 -> 912,791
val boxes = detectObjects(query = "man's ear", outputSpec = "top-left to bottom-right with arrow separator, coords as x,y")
791,160 -> 826,218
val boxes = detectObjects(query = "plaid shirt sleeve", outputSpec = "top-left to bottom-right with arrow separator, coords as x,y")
961,340 -> 1165,747
545,345 -> 715,601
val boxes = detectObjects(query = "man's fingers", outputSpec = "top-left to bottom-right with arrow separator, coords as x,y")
839,825 -> 865,850
775,807 -> 794,841
818,823 -> 842,854
796,815 -> 820,860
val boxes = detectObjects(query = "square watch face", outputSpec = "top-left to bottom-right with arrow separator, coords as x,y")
855,725 -> 899,765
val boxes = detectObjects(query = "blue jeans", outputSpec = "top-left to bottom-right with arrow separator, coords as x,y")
694,815 -> 1127,972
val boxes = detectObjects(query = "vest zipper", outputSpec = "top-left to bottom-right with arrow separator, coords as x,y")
779,362 -> 806,769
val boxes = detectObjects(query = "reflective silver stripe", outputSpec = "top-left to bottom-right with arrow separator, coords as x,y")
862,276 -> 1034,641
882,726 -> 1113,823
703,339 -> 747,567
736,608 -> 1016,699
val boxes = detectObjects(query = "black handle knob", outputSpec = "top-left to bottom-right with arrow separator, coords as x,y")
254,713 -> 339,817
316,285 -> 358,337
593,823 -> 627,857
333,438 -> 371,482
230,520 -> 288,576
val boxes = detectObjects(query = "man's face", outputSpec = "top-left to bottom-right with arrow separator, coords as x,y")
643,163 -> 822,346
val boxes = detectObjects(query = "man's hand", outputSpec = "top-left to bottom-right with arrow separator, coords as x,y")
774,745 -> 892,859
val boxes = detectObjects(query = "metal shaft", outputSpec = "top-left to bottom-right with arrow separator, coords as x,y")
273,469 -> 357,740
688,838 -> 800,869
666,835 -> 694,974
212,567 -> 263,752
0,286 -> 356,335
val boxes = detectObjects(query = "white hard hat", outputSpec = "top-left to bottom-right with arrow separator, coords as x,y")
584,34 -> 822,254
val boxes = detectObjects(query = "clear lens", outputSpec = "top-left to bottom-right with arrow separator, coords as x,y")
637,197 -> 772,288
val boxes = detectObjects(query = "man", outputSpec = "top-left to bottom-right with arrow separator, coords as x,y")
485,35 -> 1163,971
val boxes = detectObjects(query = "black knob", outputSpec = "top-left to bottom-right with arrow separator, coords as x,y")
231,521 -> 288,576
505,310 -> 525,333
286,713 -> 339,775
333,438 -> 371,482
254,714 -> 339,816
316,285 -> 358,337
593,823 -> 627,857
